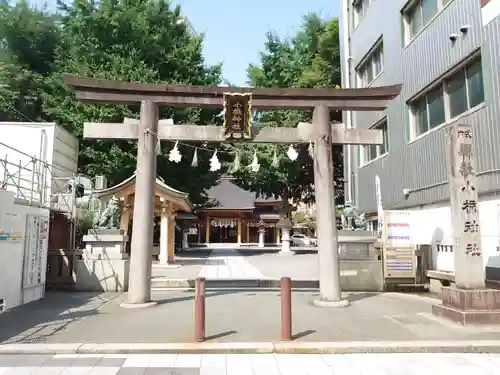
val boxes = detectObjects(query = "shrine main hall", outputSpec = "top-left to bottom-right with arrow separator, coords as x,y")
187,176 -> 282,246
94,174 -> 283,249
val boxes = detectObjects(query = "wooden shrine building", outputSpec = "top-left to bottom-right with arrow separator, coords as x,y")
92,173 -> 192,263
189,176 -> 282,246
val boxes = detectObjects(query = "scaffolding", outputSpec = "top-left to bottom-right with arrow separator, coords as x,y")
0,140 -> 80,213
0,140 -> 84,248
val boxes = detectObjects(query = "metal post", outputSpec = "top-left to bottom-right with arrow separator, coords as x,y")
280,277 -> 292,341
2,153 -> 7,188
17,160 -> 22,195
30,156 -> 36,204
195,277 -> 206,342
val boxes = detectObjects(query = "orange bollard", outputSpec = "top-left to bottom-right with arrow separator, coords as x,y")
194,277 -> 206,342
280,277 -> 292,341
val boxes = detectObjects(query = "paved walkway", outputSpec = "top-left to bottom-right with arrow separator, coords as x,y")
3,292 -> 500,344
197,249 -> 264,279
1,353 -> 500,374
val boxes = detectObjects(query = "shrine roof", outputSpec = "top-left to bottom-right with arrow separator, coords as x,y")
201,179 -> 280,211
92,173 -> 192,212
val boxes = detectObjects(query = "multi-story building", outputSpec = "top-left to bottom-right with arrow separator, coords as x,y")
340,0 -> 500,271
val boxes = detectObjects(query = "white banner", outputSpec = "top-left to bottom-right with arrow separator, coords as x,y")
375,175 -> 383,238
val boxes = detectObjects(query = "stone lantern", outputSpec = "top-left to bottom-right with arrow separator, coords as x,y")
277,216 -> 293,254
257,220 -> 266,248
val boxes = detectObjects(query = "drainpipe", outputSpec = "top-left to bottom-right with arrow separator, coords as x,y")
341,1 -> 354,204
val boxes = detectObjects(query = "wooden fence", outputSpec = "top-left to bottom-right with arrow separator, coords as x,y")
45,249 -> 82,290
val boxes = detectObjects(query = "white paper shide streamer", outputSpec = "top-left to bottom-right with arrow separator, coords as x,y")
308,141 -> 314,158
232,152 -> 241,172
210,149 -> 221,171
169,141 -> 182,163
271,148 -> 279,168
191,148 -> 198,167
249,151 -> 260,172
287,145 -> 298,161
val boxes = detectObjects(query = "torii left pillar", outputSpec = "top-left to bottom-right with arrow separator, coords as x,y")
121,100 -> 158,308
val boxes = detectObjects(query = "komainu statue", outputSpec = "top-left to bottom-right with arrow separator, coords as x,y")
94,196 -> 120,229
342,202 -> 367,231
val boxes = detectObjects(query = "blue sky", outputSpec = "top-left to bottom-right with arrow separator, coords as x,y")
31,0 -> 339,86
174,0 -> 339,85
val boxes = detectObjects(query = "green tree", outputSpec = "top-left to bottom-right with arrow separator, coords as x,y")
0,0 -> 59,121
227,13 -> 344,209
39,0 -> 224,204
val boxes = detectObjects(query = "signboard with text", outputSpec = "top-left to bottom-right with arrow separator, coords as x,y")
382,210 -> 415,279
222,92 -> 253,139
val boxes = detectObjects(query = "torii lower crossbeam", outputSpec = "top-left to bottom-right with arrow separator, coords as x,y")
84,120 -> 383,145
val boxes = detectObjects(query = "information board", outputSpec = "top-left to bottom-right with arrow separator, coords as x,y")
382,210 -> 416,279
22,215 -> 49,288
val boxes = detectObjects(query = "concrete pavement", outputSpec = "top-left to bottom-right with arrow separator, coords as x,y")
3,291 -> 500,346
197,249 -> 264,279
151,248 -> 319,282
1,353 -> 500,374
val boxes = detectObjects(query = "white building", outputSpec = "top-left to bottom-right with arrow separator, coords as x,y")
0,122 -> 78,312
340,0 -> 500,283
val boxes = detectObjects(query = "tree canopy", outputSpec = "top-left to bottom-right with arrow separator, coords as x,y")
227,13 -> 344,207
1,3 -> 344,207
0,0 -> 223,205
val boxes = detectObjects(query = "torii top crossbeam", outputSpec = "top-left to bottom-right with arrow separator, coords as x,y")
62,74 -> 402,111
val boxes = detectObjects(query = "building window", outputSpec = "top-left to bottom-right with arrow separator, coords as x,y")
354,0 -> 371,26
403,0 -> 451,43
356,40 -> 384,87
409,56 -> 484,138
361,120 -> 389,165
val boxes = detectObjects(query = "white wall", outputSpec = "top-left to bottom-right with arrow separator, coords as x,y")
408,196 -> 500,274
0,122 -> 78,206
483,0 -> 500,26
0,190 -> 50,313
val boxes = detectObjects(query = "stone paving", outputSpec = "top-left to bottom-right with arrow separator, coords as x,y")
197,249 -> 264,278
246,252 -> 319,279
1,353 -> 500,374
152,248 -> 317,280
2,291 -> 500,344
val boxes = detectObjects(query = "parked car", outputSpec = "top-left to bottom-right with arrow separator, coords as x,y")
290,233 -> 311,246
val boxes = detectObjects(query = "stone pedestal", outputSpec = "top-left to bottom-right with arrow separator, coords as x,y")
182,231 -> 189,249
258,229 -> 265,248
432,287 -> 500,325
75,229 -> 130,292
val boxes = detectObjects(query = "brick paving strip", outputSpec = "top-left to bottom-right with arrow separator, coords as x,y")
0,352 -> 500,374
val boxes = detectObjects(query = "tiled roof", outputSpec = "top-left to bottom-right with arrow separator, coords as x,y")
203,179 -> 280,210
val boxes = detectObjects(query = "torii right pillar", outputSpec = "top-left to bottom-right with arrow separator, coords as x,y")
432,123 -> 500,324
312,106 -> 349,308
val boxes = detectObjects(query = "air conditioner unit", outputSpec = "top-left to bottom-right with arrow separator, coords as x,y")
95,175 -> 107,190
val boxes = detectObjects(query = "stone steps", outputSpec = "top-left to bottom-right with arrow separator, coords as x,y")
150,278 -> 320,290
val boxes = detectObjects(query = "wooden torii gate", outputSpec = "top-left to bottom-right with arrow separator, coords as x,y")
64,74 -> 402,308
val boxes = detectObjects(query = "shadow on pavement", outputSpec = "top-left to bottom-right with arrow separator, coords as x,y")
347,292 -> 380,302
292,329 -> 316,340
0,292 -> 121,344
292,329 -> 317,340
156,289 -> 243,305
206,330 -> 237,341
